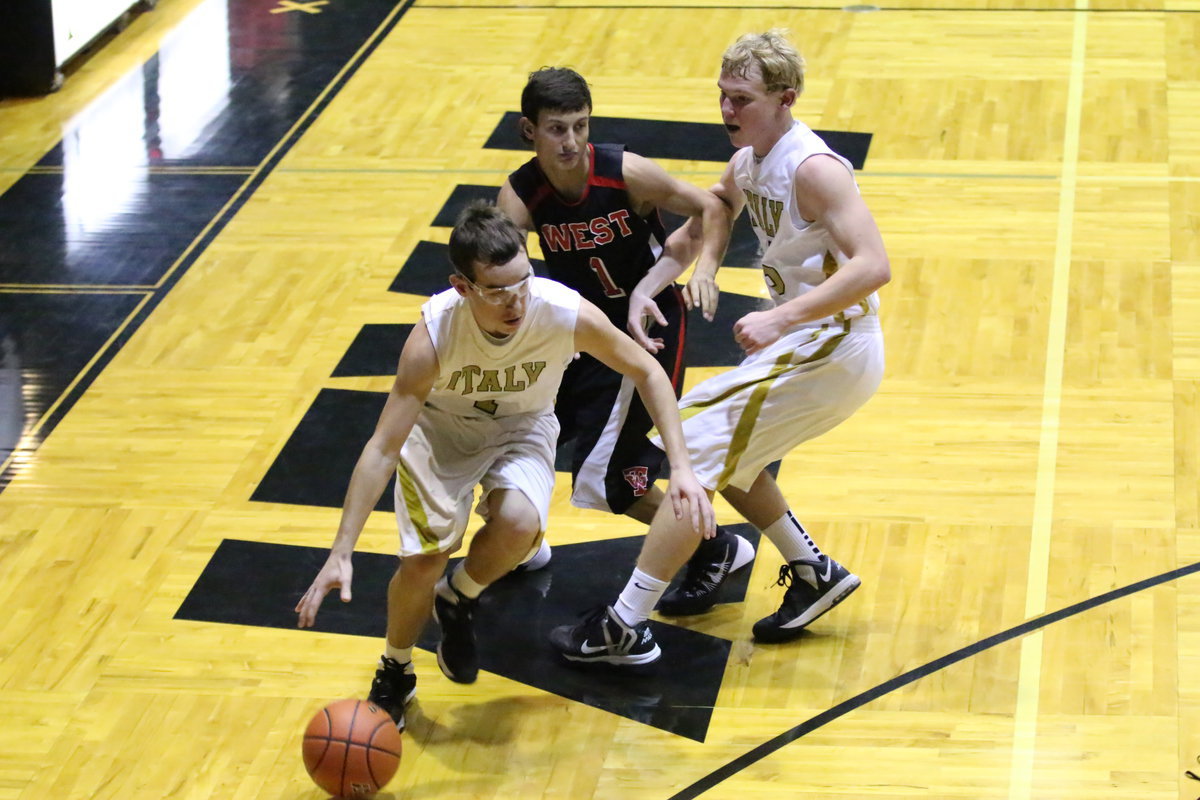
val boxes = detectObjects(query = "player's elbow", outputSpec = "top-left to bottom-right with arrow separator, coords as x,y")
703,194 -> 733,228
873,256 -> 891,290
631,360 -> 668,399
366,431 -> 405,466
864,250 -> 890,292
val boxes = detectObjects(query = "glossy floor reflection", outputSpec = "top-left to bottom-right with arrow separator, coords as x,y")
0,291 -> 145,464
38,0 -> 402,170
0,0 -> 406,489
0,172 -> 245,285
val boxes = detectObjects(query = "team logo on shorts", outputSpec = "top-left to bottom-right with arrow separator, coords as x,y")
622,466 -> 649,496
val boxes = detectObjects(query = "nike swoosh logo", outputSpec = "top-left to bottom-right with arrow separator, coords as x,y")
819,560 -> 833,582
633,582 -> 653,591
579,642 -> 609,654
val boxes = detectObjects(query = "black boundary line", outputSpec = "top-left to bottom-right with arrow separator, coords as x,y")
415,3 -> 1200,10
668,560 -> 1200,800
0,0 -> 417,493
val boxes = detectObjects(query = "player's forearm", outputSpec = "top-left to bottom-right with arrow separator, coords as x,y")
775,257 -> 889,327
330,442 -> 401,556
633,254 -> 688,300
657,219 -> 704,280
635,371 -> 693,474
693,201 -> 732,279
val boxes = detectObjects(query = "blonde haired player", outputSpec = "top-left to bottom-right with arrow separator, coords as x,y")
553,29 -> 889,661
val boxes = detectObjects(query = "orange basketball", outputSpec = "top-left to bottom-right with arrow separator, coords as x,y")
302,699 -> 402,798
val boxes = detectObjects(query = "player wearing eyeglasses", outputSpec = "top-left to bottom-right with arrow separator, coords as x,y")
295,202 -> 714,730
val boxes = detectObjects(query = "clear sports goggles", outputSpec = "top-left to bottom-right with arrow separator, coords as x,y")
458,270 -> 534,305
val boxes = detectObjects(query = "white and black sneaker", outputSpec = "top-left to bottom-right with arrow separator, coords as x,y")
658,528 -> 756,616
549,605 -> 662,667
367,656 -> 417,731
752,555 -> 860,643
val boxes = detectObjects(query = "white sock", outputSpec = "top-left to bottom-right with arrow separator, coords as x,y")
383,644 -> 413,667
519,538 -> 552,570
613,568 -> 669,627
761,511 -> 822,563
444,563 -> 486,600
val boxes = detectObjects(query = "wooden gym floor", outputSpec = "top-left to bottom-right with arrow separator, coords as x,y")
1,0 -> 1199,797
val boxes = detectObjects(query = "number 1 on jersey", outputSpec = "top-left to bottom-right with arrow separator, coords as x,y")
589,257 -> 627,298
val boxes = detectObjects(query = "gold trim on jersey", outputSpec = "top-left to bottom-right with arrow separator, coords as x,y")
652,321 -> 853,443
677,345 -> 809,424
397,463 -> 441,553
821,252 -> 846,327
820,252 -> 872,323
714,351 -> 792,487
710,323 -> 851,489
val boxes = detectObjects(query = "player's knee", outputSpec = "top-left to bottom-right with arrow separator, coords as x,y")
492,513 -> 541,544
399,552 -> 449,583
485,488 -> 541,543
621,491 -> 661,525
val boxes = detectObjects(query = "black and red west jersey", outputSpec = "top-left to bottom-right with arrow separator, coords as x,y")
507,143 -> 668,323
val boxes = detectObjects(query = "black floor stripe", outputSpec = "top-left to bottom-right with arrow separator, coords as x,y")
484,112 -> 872,169
176,534 -> 761,741
0,0 -> 417,492
668,560 -> 1200,799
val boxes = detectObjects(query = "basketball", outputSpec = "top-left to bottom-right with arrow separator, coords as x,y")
302,699 -> 402,798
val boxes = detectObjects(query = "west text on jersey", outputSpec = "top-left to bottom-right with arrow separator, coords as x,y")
540,210 -> 634,252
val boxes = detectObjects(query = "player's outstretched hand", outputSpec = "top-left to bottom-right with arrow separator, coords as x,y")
627,291 -> 668,353
667,469 -> 716,540
733,308 -> 787,355
682,274 -> 719,321
296,552 -> 353,628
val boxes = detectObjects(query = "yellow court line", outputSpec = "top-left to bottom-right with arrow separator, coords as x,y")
1076,174 -> 1200,183
147,2 -> 411,292
0,285 -> 153,293
272,166 -> 729,177
0,291 -> 155,481
1009,2 -> 1087,798
14,166 -> 1200,182
270,167 -> 1200,181
23,166 -> 255,175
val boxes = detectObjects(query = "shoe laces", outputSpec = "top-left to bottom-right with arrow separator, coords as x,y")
377,655 -> 404,675
440,587 -> 477,619
773,563 -> 794,588
577,604 -> 611,629
580,605 -> 636,643
678,560 -> 716,593
371,657 -> 412,703
679,540 -> 730,593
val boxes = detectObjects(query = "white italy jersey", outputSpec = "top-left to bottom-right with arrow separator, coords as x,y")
421,276 -> 580,418
732,120 -> 880,329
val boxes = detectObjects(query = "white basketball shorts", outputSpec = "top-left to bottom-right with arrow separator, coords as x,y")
392,405 -> 558,557
656,316 -> 884,492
